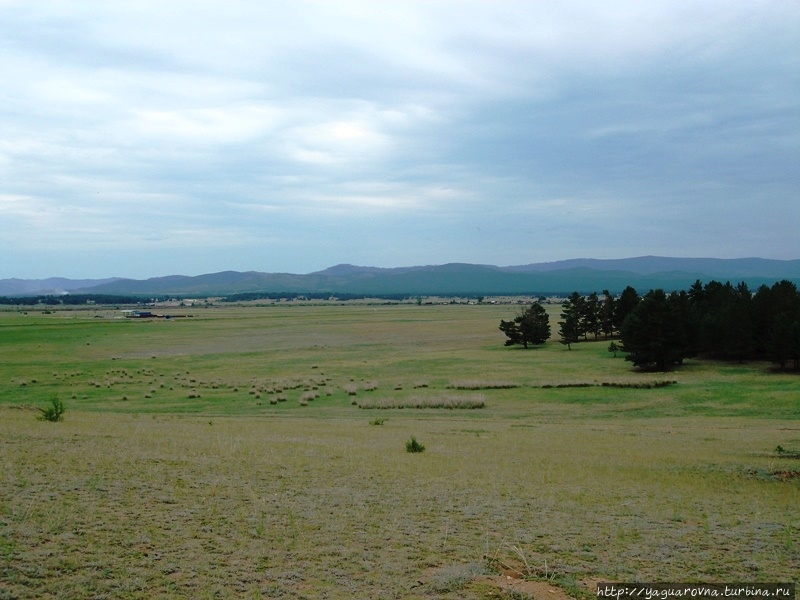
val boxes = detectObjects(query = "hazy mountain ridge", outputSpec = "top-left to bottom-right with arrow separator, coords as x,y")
2,257 -> 799,297
0,277 -> 121,296
506,256 -> 800,278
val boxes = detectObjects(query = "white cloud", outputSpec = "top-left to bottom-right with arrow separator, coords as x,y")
0,194 -> 45,221
131,104 -> 281,144
283,118 -> 391,166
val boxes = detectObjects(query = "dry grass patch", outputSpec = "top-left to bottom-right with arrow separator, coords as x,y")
356,394 -> 486,409
537,379 -> 677,389
361,380 -> 379,391
2,410 -> 797,599
299,390 -> 319,403
448,380 -> 520,390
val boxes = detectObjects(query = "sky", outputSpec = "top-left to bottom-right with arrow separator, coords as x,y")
1,1 -> 799,279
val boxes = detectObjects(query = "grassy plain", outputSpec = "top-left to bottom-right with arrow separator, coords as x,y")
1,302 -> 798,599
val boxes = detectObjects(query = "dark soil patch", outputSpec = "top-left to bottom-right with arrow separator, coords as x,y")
771,470 -> 800,481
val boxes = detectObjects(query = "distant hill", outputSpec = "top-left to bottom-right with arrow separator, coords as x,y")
506,256 -> 800,278
2,257 -> 799,298
0,277 -> 120,296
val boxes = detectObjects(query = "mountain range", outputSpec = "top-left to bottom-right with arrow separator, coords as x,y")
3,257 -> 800,298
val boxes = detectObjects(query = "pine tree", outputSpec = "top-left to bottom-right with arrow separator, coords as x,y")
499,303 -> 550,348
620,289 -> 691,370
558,294 -> 583,350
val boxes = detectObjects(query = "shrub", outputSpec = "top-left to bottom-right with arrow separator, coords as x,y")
38,394 -> 65,422
369,418 -> 386,425
405,436 -> 425,453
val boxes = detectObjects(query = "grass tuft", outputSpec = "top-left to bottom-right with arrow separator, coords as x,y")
299,391 -> 319,402
37,394 -> 65,422
405,436 -> 425,453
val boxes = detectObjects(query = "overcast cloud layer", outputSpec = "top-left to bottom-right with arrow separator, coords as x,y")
1,1 -> 798,278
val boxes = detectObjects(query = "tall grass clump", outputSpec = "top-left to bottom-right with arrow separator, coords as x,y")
38,394 -> 65,422
405,436 -> 425,453
299,390 -> 319,402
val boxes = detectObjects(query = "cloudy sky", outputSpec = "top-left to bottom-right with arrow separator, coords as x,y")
1,1 -> 798,279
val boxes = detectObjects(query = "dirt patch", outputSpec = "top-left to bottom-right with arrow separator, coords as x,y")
771,470 -> 800,481
746,467 -> 800,482
479,555 -> 583,600
478,575 -> 575,600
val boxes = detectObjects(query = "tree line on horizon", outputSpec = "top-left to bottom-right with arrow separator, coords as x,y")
501,279 -> 800,372
0,294 -> 151,306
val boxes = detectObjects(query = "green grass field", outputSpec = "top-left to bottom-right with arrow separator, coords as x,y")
1,303 -> 798,599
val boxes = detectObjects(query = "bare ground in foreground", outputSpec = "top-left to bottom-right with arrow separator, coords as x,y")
2,409 -> 798,599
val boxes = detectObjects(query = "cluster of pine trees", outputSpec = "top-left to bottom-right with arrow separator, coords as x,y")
556,288 -> 639,349
618,280 -> 800,370
503,280 -> 800,372
563,280 -> 800,371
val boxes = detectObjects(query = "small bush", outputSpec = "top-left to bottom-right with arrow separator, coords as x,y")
369,418 -> 386,425
38,394 -> 65,422
405,436 -> 425,453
